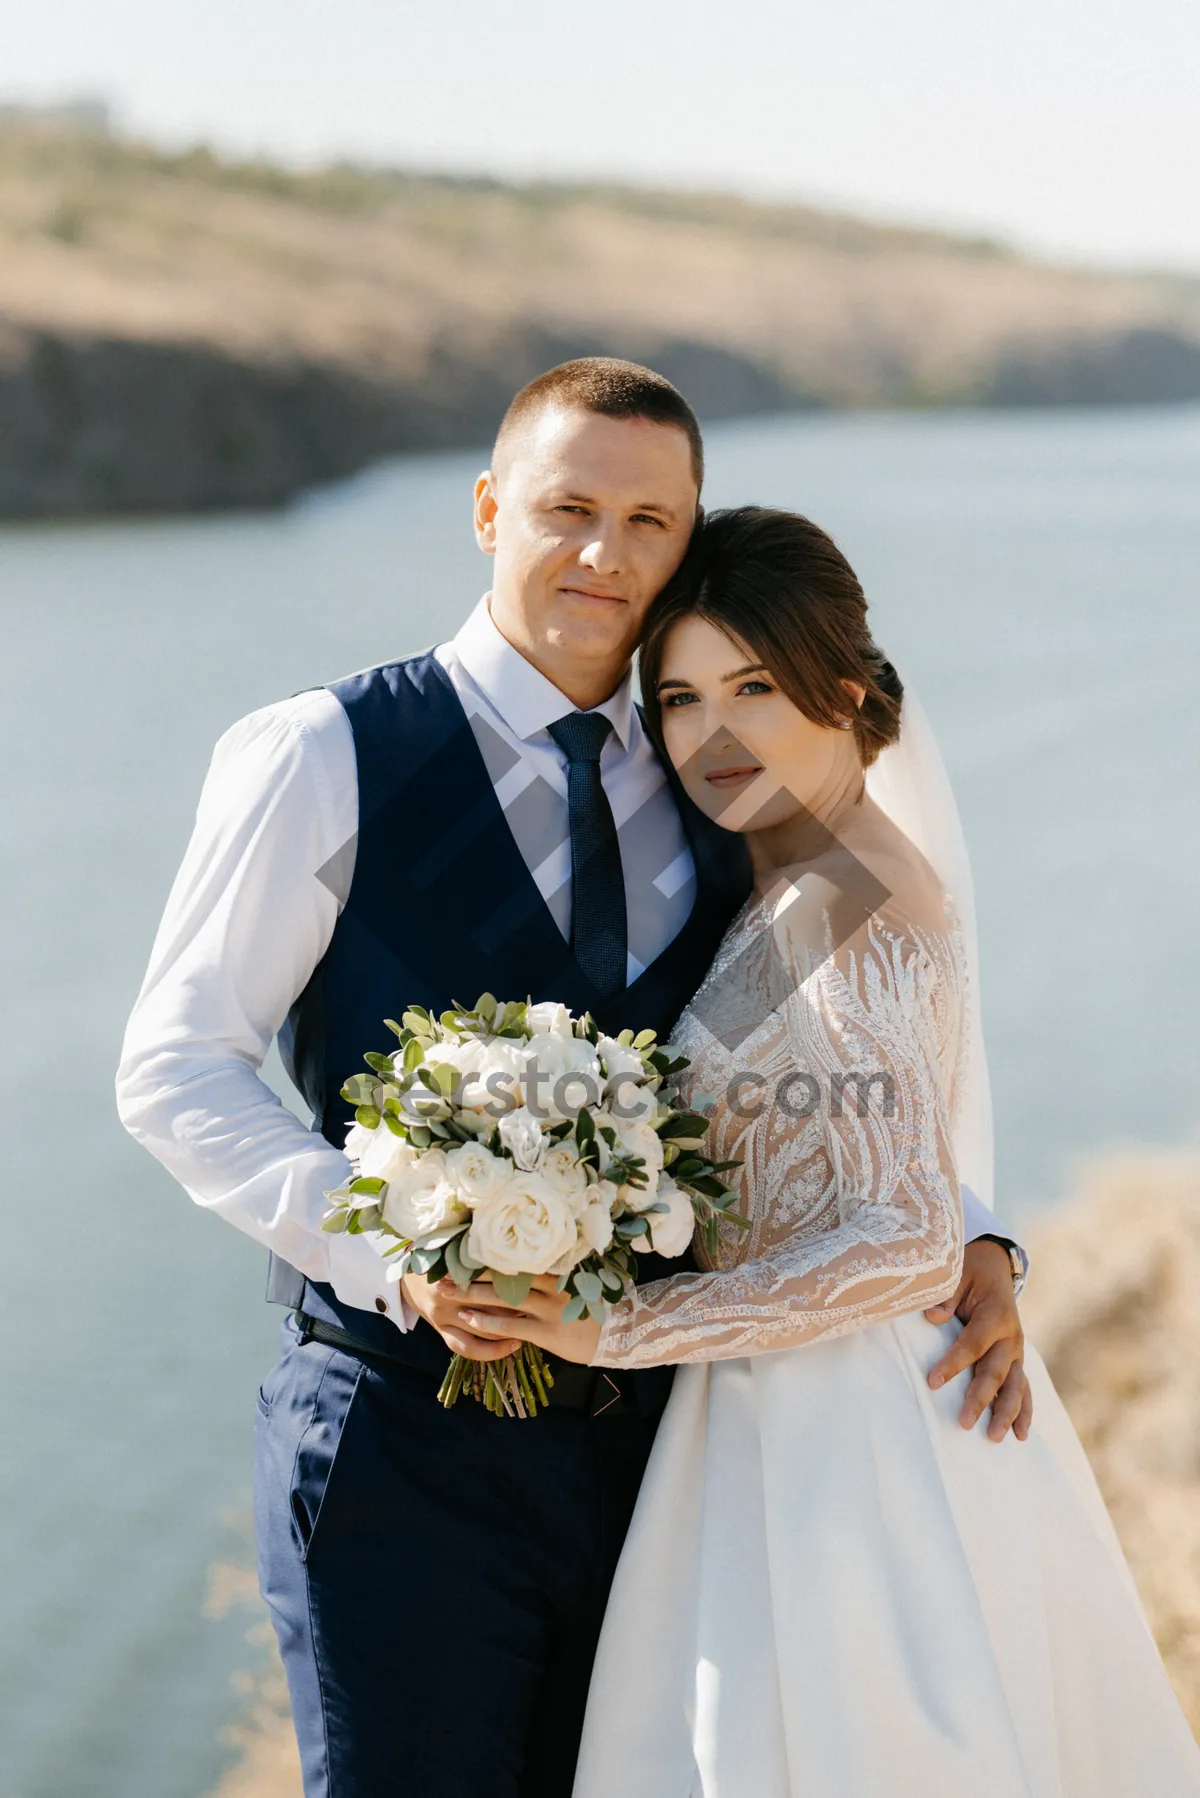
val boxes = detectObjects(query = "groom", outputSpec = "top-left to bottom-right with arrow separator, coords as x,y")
117,358 -> 1030,1798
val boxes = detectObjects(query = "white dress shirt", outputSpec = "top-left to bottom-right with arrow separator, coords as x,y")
116,599 -> 691,1327
116,598 -> 1019,1333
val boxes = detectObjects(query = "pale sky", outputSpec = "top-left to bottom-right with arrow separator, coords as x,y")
3,0 -> 1199,269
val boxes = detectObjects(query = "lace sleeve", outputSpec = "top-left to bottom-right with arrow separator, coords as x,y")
594,914 -> 965,1368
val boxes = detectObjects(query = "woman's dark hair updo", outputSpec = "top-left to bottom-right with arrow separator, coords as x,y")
639,506 -> 904,768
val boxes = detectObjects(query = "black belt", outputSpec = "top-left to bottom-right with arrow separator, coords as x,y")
294,1311 -> 634,1416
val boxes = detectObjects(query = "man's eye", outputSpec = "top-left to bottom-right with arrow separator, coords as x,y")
631,514 -> 666,528
736,680 -> 773,697
660,691 -> 698,708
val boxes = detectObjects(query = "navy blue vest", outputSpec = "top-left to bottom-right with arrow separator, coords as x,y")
274,652 -> 753,1399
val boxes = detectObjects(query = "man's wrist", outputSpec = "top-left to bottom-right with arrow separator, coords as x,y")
974,1234 -> 1026,1293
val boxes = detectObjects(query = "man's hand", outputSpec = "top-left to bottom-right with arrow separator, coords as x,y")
401,1271 -> 524,1361
925,1239 -> 1032,1442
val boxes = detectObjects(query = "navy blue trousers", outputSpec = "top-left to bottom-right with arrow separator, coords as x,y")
254,1317 -> 657,1798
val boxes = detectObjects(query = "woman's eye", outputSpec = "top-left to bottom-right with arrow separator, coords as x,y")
660,691 -> 698,708
736,680 -> 773,697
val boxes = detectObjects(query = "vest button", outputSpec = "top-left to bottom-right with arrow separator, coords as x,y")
375,1296 -> 388,1314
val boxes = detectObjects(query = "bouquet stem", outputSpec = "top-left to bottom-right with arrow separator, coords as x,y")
438,1343 -> 555,1419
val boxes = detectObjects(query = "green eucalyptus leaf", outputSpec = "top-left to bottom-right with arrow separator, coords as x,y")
321,1209 -> 349,1234
491,1270 -> 534,1307
348,1176 -> 386,1195
575,1270 -> 603,1304
355,1105 -> 381,1129
442,1232 -> 475,1290
561,1292 -> 588,1324
633,1028 -> 657,1049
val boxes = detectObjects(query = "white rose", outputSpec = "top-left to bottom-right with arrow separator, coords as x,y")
597,1035 -> 646,1082
380,1150 -> 469,1239
466,1174 -> 580,1276
576,1188 -> 615,1256
498,1105 -> 547,1171
525,1001 -> 575,1038
358,1126 -> 419,1184
640,1177 -> 695,1259
522,1032 -> 602,1121
445,1140 -> 511,1205
547,1236 -> 590,1278
343,1120 -> 377,1166
606,1118 -> 665,1181
591,1177 -> 622,1217
538,1142 -> 589,1201
605,1077 -> 658,1127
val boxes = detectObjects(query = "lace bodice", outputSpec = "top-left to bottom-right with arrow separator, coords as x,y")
595,869 -> 967,1368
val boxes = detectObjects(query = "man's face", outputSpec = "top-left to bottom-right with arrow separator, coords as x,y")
475,406 -> 700,682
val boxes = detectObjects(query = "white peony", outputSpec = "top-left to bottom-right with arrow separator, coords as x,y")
457,1040 -> 527,1125
522,1032 -> 602,1121
597,1035 -> 646,1082
525,1001 -> 575,1038
412,1038 -> 486,1079
380,1150 -> 469,1239
538,1142 -> 589,1201
358,1126 -> 419,1185
640,1177 -> 696,1259
466,1173 -> 580,1276
497,1106 -> 547,1171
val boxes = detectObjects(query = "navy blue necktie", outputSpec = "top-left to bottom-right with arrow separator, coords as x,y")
547,712 -> 628,996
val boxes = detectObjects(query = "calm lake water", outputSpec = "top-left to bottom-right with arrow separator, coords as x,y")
2,405 -> 1199,1797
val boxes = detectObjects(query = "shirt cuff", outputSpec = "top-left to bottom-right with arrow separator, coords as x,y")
326,1231 -> 420,1331
960,1184 -> 1029,1292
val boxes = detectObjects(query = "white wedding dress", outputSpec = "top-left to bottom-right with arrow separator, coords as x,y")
575,843 -> 1200,1795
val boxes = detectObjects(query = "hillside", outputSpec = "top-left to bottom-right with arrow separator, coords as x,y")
3,112 -> 1200,515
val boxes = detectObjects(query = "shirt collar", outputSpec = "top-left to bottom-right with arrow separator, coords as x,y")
450,596 -> 634,749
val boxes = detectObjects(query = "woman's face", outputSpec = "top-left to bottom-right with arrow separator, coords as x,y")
654,614 -> 858,833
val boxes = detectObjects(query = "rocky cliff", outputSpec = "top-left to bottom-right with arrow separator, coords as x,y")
3,118 -> 1199,517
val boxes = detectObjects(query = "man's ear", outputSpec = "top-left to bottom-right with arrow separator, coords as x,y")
474,471 -> 498,554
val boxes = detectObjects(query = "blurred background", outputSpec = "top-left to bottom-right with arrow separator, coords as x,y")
1,4 -> 1198,1793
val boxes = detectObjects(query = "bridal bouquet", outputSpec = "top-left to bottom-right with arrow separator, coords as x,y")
322,995 -> 742,1417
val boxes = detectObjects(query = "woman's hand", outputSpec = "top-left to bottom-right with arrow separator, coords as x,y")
457,1275 -> 603,1365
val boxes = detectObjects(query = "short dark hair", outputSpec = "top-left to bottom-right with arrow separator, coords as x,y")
493,357 -> 704,489
639,506 -> 904,767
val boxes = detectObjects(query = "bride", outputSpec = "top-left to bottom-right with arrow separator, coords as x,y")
461,506 -> 1200,1795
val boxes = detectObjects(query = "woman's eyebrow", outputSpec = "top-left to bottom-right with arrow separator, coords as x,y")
655,678 -> 692,690
722,663 -> 769,682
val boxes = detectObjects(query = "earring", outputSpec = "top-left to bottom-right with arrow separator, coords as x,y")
840,720 -> 853,730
